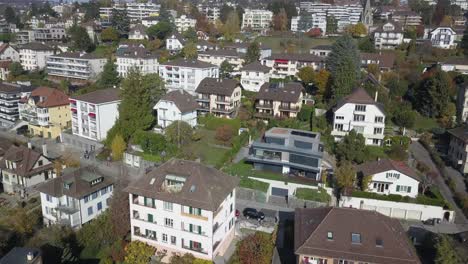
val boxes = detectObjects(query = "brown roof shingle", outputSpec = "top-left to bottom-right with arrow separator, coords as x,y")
335,88 -> 385,113
72,88 -> 121,104
448,126 -> 468,143
240,62 -> 271,73
195,78 -> 240,96
159,90 -> 198,113
256,82 -> 303,102
20,87 -> 69,108
356,159 -> 421,181
0,145 -> 52,178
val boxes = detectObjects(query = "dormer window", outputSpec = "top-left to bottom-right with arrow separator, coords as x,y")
90,177 -> 103,186
327,231 -> 333,240
351,233 -> 361,244
63,182 -> 72,190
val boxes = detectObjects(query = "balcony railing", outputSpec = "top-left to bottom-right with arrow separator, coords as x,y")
278,105 -> 300,111
182,245 -> 208,255
255,102 -> 273,109
181,212 -> 208,221
134,231 -> 157,241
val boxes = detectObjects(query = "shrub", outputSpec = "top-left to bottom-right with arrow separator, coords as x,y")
351,190 -> 447,207
215,125 -> 234,143
133,130 -> 166,155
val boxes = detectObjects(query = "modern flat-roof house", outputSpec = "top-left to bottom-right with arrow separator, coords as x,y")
0,144 -> 55,195
154,90 -> 198,129
331,88 -> 386,146
195,78 -> 242,118
18,86 -> 71,139
18,42 -> 55,71
295,207 -> 421,264
241,9 -> 273,33
0,82 -> 34,127
158,59 -> 219,94
448,126 -> 468,174
125,159 -> 239,261
309,45 -> 332,57
254,82 -> 304,120
240,62 -> 271,92
356,159 -> 421,198
46,52 -> 107,83
261,53 -> 325,79
441,58 -> 468,75
37,167 -> 114,228
247,127 -> 324,180
116,44 -> 159,78
175,15 -> 196,33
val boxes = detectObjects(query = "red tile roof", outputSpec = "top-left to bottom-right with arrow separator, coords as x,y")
356,158 -> 421,181
20,87 -> 69,108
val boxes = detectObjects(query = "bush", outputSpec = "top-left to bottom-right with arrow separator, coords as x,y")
133,130 -> 166,155
215,125 -> 234,143
351,190 -> 447,207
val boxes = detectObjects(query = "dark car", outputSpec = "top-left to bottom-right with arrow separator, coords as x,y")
16,125 -> 28,135
243,208 -> 265,220
422,218 -> 441,225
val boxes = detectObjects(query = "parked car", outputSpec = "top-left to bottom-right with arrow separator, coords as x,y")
455,231 -> 468,243
243,208 -> 265,220
16,125 -> 28,135
422,218 -> 441,225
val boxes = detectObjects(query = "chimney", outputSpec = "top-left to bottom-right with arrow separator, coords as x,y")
27,251 -> 34,261
42,143 -> 48,157
27,142 -> 32,149
374,91 -> 378,101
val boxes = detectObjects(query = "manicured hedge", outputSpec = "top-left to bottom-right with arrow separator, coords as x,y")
351,190 -> 447,207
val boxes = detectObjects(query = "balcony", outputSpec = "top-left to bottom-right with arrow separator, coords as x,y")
215,97 -> 230,104
255,102 -> 273,109
56,204 -> 79,215
181,212 -> 208,221
134,231 -> 157,241
254,112 -> 273,119
196,96 -> 210,102
211,107 -> 234,114
278,105 -> 300,112
182,244 -> 208,255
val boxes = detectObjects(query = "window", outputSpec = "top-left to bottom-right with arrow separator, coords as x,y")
353,114 -> 365,122
355,105 -> 366,112
38,160 -> 43,166
396,185 -> 412,193
84,196 -> 89,203
148,214 -> 154,223
351,233 -> 361,244
97,202 -> 102,211
46,194 -> 52,202
335,115 -> 344,120
163,201 -> 173,211
374,127 -> 383,135
92,192 -> 98,199
165,218 -> 173,228
87,206 -> 93,216
376,238 -> 383,247
230,203 -> 233,213
230,191 -> 233,198
386,173 -> 400,179
327,231 -> 333,240
101,187 -> 107,195
352,126 -> 364,134
189,206 -> 202,216
162,233 -> 168,243
375,116 -> 384,123
334,124 -> 344,131
171,236 -> 176,245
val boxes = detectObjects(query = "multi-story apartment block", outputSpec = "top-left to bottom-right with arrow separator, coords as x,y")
197,5 -> 220,22
125,159 -> 238,260
429,27 -> 457,49
247,127 -> 324,180
154,90 -> 198,129
299,1 -> 364,32
18,42 -> 55,71
241,9 -> 273,32
34,28 -> 66,42
46,52 -> 107,82
0,43 -> 19,62
0,82 -> 34,127
158,59 -> 219,94
100,3 -> 160,22
452,0 -> 468,10
70,88 -> 120,143
198,49 -> 244,71
175,15 -> 196,33
166,32 -> 186,52
18,87 -> 70,139
391,10 -> 423,27
261,54 -> 325,79
295,207 -> 421,264
142,16 -> 159,27
14,30 -> 36,44
195,78 -> 242,118
240,62 -> 271,92
373,21 -> 404,49
37,167 -> 114,228
357,159 -> 421,198
448,126 -> 468,174
129,24 -> 148,40
1,144 -> 55,194
116,44 -> 159,78
291,13 -> 327,34
331,88 -> 386,145
254,82 -> 304,119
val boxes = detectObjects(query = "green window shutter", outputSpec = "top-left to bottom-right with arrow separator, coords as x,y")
152,199 -> 155,208
407,186 -> 411,193
197,208 -> 202,215
189,224 -> 193,232
190,241 -> 193,248
145,229 -> 149,236
144,197 -> 147,206
189,206 -> 193,214
198,226 -> 201,234
148,214 -> 153,222
396,185 -> 400,192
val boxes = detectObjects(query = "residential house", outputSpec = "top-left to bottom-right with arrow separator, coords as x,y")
0,60 -> 11,81
391,10 -> 423,27
429,27 -> 457,49
441,58 -> 468,74
18,42 -> 55,71
240,62 -> 271,92
196,40 -> 216,52
254,82 -> 304,119
154,90 -> 198,128
223,42 -> 272,60
125,159 -> 239,261
0,82 -> 34,127
295,207 -> 421,264
18,87 -> 70,139
309,45 -> 332,57
0,144 -> 54,194
37,167 -> 114,228
166,32 -> 186,52
0,43 -> 19,62
14,30 -> 36,44
247,127 -> 324,180
116,44 -> 159,78
0,247 -> 42,264
360,52 -> 396,72
158,58 -> 219,94
448,126 -> 468,174
198,49 -> 244,71
34,27 -> 67,42
175,15 -> 196,33
129,24 -> 148,40
195,78 -> 242,118
356,159 -> 421,198
197,5 -> 220,22
331,88 -> 386,145
241,9 -> 273,33
299,1 -> 364,32
261,54 -> 325,79
46,52 -> 107,83
373,21 -> 404,49
142,17 -> 159,27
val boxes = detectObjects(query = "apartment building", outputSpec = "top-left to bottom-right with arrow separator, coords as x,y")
99,3 -> 160,22
331,88 -> 386,145
373,21 -> 404,49
198,49 -> 244,71
70,88 -> 120,142
0,43 -> 19,62
247,127 -> 324,180
46,52 -> 107,82
197,5 -> 220,22
125,159 -> 239,261
391,10 -> 423,27
357,159 -> 421,198
254,82 -> 304,119
241,9 -> 273,32
299,1 -> 364,32
309,45 -> 332,57
116,44 -> 159,78
142,17 -> 159,27
295,207 -> 421,264
240,62 -> 271,92
429,27 -> 457,49
18,42 -> 55,71
175,15 -> 196,33
223,42 -> 272,60
166,32 -> 186,52
129,24 -> 148,40
14,30 -> 35,44
0,144 -> 54,194
18,87 -> 70,139
158,59 -> 219,94
0,82 -> 34,127
261,54 -> 325,79
448,126 -> 468,174
195,78 -> 242,118
37,167 -> 113,228
34,27 -> 66,42
291,13 -> 327,34
154,90 -> 198,128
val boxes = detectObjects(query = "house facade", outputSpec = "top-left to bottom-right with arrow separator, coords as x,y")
254,82 -> 304,119
373,21 -> 404,49
195,78 -> 242,118
448,126 -> 468,174
240,62 -> 271,92
46,52 -> 107,82
18,42 -> 55,71
166,32 -> 186,52
198,50 -> 244,71
247,128 -> 324,180
0,82 -> 34,127
441,58 -> 468,75
331,88 -> 386,146
0,43 -> 19,62
129,24 -> 148,40
125,159 -> 239,261
241,9 -> 273,32
261,54 -> 325,79
154,90 -> 198,129
430,27 -> 457,49
175,15 -> 196,33
116,44 -> 159,78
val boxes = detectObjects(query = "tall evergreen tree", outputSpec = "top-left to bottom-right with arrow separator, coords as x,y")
244,42 -> 260,65
68,25 -> 95,52
111,9 -> 130,36
461,26 -> 468,57
326,35 -> 360,100
4,6 -> 16,24
97,59 -> 120,89
415,70 -> 452,118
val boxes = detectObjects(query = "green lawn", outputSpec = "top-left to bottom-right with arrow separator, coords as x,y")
413,113 -> 439,132
239,177 -> 270,192
184,128 -> 231,166
256,36 -> 337,53
295,188 -> 331,203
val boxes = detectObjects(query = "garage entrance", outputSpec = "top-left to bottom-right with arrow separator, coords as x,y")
271,187 -> 289,197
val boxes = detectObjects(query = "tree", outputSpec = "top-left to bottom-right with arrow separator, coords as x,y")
297,67 -> 314,84
220,4 -> 235,24
386,144 -> 408,161
267,1 -> 297,19
326,16 -> 338,34
220,60 -> 234,78
393,108 -> 416,128
335,130 -> 366,163
361,174 -> 373,191
221,11 -> 240,41
182,42 -> 198,59
133,130 -> 166,154
82,1 -> 100,22
101,27 -> 119,42
312,69 -> 331,97
8,62 -> 23,78
123,241 -> 156,264
236,232 -> 274,264
147,21 -> 173,40
111,9 -> 130,36
8,207 -> 39,236
434,235 -> 461,264
4,6 -> 16,24
335,161 -> 356,190
59,80 -> 70,94
215,125 -> 234,143
358,37 -> 375,52
272,8 -> 288,31
97,59 -> 120,89
109,180 -> 131,240
165,121 -> 193,147
461,26 -> 468,57
326,35 -> 360,100
183,27 -> 197,41
432,0 -> 451,26
346,23 -> 367,37
244,42 -> 260,65
111,134 -> 126,160
68,25 -> 95,52
415,70 -> 452,118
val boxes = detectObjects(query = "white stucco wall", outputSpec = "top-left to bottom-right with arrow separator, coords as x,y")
368,170 -> 419,198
